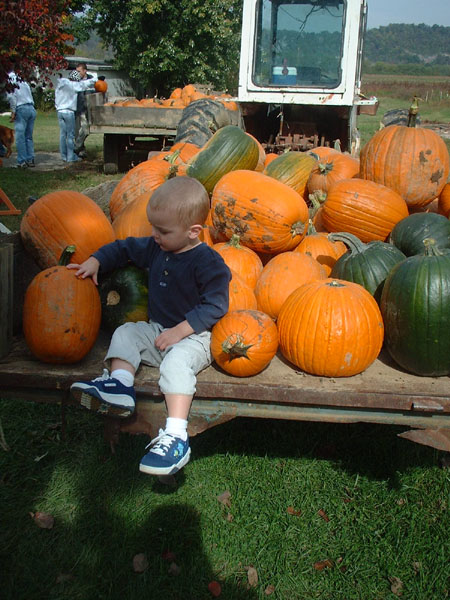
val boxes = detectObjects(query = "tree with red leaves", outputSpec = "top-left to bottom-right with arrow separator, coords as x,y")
0,0 -> 75,90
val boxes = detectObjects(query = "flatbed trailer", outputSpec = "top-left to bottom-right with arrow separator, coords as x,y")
1,331 -> 450,453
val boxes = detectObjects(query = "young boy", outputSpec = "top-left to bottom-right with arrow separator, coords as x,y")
69,176 -> 231,476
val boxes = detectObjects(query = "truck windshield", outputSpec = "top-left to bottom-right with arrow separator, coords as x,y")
253,0 -> 345,88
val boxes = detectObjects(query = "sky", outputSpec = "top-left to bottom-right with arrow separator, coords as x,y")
366,0 -> 450,28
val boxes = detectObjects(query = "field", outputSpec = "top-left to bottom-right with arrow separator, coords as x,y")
1,76 -> 450,600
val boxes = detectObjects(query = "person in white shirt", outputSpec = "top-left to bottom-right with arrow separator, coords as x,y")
6,72 -> 37,168
55,70 -> 95,163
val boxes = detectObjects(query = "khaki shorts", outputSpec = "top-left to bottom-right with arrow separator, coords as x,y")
105,321 -> 212,396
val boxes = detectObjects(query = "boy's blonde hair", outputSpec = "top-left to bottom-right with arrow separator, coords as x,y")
148,176 -> 210,227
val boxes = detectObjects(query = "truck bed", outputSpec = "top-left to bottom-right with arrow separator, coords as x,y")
2,332 -> 449,451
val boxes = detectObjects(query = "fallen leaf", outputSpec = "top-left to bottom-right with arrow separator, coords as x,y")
132,553 -> 148,573
30,511 -> 54,529
412,561 -> 422,574
246,566 -> 258,587
287,506 -> 301,517
168,561 -> 181,576
225,512 -> 233,522
396,498 -> 406,506
217,490 -> 231,508
265,584 -> 275,595
208,581 -> 222,597
314,559 -> 334,571
388,575 -> 403,596
318,509 -> 330,522
161,550 -> 176,561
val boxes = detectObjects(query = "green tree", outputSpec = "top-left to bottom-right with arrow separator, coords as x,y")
77,0 -> 243,96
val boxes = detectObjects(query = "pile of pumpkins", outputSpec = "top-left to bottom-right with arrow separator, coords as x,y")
104,83 -> 238,111
19,113 -> 450,380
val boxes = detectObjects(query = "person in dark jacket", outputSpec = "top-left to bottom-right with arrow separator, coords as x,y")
69,177 -> 231,477
73,62 -> 93,158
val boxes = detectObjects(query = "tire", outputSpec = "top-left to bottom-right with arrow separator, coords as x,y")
381,108 -> 421,128
103,162 -> 118,175
174,99 -> 235,147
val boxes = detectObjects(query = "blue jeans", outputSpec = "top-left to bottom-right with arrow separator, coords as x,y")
57,110 -> 79,162
15,103 -> 36,165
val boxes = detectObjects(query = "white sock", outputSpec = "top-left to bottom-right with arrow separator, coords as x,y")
165,417 -> 188,441
111,369 -> 134,387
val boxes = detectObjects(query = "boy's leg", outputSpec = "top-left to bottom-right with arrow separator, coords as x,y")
139,332 -> 211,475
70,322 -> 163,417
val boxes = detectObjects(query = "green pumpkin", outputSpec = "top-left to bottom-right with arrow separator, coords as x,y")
99,265 -> 148,332
329,232 -> 406,302
263,150 -> 317,196
380,238 -> 450,376
390,212 -> 450,256
186,125 -> 259,194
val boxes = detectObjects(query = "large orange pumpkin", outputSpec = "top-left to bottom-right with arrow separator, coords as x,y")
213,234 -> 263,290
254,251 -> 326,319
109,159 -> 178,220
112,193 -> 153,239
278,278 -> 384,377
321,178 -> 409,242
20,191 -> 116,269
359,124 -> 450,208
23,246 -> 101,364
211,309 -> 278,377
211,170 -> 309,254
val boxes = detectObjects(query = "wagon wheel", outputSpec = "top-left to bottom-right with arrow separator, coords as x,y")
174,98 -> 236,148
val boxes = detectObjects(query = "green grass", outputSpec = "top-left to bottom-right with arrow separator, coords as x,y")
1,399 -> 449,600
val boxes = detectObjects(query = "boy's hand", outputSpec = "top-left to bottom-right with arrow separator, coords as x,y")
155,321 -> 195,351
67,256 -> 101,285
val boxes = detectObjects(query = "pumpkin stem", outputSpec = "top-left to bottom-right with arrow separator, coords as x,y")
407,96 -> 421,128
58,245 -> 76,266
423,237 -> 444,256
306,218 -> 318,236
308,190 -> 327,219
226,233 -> 242,248
291,220 -> 306,238
222,334 -> 252,359
318,161 -> 334,175
328,232 -> 364,254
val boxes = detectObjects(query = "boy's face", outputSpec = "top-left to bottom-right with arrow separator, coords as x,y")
147,205 -> 200,253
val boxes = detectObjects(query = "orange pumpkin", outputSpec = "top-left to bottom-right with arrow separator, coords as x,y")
254,251 -> 327,319
264,153 -> 278,167
20,191 -> 116,269
306,153 -> 360,195
112,193 -> 153,239
211,170 -> 309,254
213,234 -> 263,290
170,87 -> 183,99
278,278 -> 384,377
211,309 -> 278,376
321,178 -> 409,242
294,221 -> 346,275
308,146 -> 341,160
359,124 -> 450,208
228,269 -> 258,312
94,79 -> 108,94
23,246 -> 101,364
438,182 -> 450,217
109,159 -> 178,220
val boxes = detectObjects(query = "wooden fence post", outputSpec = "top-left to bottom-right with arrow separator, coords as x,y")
0,243 -> 13,358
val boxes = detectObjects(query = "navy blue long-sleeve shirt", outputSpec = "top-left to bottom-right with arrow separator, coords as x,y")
93,237 -> 231,333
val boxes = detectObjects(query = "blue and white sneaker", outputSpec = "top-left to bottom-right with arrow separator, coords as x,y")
139,429 -> 191,475
70,369 -> 136,418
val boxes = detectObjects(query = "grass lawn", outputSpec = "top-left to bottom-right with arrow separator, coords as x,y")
1,90 -> 450,599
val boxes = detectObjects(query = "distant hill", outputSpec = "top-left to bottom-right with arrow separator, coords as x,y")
364,24 -> 450,66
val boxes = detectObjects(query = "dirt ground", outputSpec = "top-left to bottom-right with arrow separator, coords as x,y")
2,151 -> 74,171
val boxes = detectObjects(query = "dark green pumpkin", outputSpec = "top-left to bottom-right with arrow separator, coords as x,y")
186,125 -> 259,194
329,232 -> 406,302
263,150 -> 317,196
380,238 -> 450,376
99,265 -> 148,332
390,212 -> 450,256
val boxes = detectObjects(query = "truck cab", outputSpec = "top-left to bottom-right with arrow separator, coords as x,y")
238,0 -> 378,154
